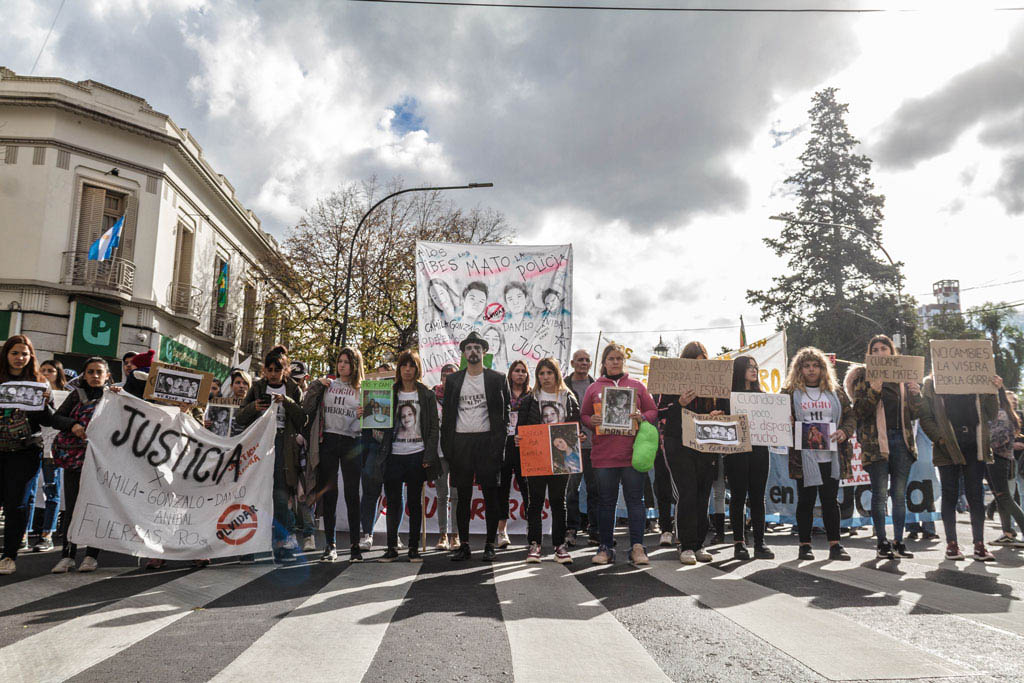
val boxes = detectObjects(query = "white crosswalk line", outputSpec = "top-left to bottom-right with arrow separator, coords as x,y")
491,560 -> 671,683
0,567 -> 131,613
211,562 -> 421,683
643,553 -> 960,681
0,564 -> 274,683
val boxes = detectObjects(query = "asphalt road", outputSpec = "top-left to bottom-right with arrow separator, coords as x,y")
1,518 -> 1022,683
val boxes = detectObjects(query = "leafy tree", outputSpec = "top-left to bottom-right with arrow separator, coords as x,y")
748,88 -> 917,363
270,178 -> 512,374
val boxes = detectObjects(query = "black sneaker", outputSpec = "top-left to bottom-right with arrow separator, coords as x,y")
754,545 -> 775,559
922,531 -> 940,541
829,544 -> 850,561
275,547 -> 297,564
733,542 -> 750,560
320,546 -> 338,563
877,540 -> 894,559
798,545 -> 815,561
905,530 -> 920,541
380,547 -> 399,562
449,544 -> 471,561
481,543 -> 496,562
893,542 -> 914,558
408,548 -> 423,563
350,545 -> 364,563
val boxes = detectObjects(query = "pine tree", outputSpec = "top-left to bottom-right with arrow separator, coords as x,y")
748,88 -> 915,361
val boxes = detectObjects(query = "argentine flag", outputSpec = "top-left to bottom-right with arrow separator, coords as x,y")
87,215 -> 124,261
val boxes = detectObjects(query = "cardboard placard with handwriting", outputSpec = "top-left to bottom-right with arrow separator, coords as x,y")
729,392 -> 793,448
143,361 -> 214,409
680,409 -> 751,454
647,358 -> 733,398
865,355 -> 925,383
930,339 -> 997,395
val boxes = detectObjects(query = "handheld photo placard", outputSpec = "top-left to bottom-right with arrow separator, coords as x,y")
598,385 -> 636,435
206,397 -> 245,437
144,362 -> 214,410
518,422 -> 583,476
680,409 -> 751,454
360,379 -> 394,429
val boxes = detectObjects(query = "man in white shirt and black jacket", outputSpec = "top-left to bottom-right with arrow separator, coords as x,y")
441,331 -> 511,561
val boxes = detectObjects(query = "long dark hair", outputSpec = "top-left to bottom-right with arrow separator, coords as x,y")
335,347 -> 364,390
680,341 -> 708,360
998,387 -> 1021,434
0,335 -> 44,383
40,359 -> 68,389
732,355 -> 762,393
866,334 -> 897,356
507,359 -> 531,395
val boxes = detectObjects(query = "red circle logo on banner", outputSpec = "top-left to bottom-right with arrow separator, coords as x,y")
216,503 -> 258,545
484,302 -> 505,323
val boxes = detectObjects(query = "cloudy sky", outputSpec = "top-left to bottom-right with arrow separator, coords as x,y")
4,0 -> 1023,358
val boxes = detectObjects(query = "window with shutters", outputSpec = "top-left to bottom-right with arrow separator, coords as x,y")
32,147 -> 46,165
210,255 -> 236,339
169,223 -> 196,316
261,300 -> 277,353
240,282 -> 258,354
56,149 -> 70,169
4,146 -> 17,164
72,184 -> 138,262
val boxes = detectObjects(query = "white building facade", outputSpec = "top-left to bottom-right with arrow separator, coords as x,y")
0,67 -> 288,380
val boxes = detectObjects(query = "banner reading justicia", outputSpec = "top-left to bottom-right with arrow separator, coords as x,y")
416,241 -> 573,386
69,391 -> 277,560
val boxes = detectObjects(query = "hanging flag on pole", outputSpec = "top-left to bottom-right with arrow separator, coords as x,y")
739,315 -> 747,348
217,262 -> 229,308
87,215 -> 124,262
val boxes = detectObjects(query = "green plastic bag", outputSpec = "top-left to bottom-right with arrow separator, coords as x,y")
631,420 -> 658,473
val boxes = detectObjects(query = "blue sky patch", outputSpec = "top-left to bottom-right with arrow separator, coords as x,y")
389,96 -> 426,135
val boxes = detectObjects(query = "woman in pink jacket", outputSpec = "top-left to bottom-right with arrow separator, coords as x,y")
580,343 -> 659,566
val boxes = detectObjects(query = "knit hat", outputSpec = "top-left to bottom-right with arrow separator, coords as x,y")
130,349 -> 155,370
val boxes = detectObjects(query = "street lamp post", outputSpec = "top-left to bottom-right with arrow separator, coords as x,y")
768,215 -> 906,349
340,182 -> 493,349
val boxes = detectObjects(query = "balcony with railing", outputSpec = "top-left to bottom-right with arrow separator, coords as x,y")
167,282 -> 203,322
210,309 -> 237,341
61,251 -> 135,297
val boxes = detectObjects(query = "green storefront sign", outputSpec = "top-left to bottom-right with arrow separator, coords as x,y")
71,303 -> 121,357
159,336 -> 230,380
0,311 -> 11,339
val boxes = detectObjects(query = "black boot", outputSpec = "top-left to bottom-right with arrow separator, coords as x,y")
449,543 -> 471,561
482,543 -> 496,562
711,513 -> 725,544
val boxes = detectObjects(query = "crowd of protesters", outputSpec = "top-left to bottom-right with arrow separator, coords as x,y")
1,328 -> 1022,576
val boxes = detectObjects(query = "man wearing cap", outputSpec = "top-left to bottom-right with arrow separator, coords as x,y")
440,331 -> 511,561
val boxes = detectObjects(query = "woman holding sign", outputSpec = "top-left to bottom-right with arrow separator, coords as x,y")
302,347 -> 366,563
0,335 -> 53,575
581,344 -> 658,566
516,358 -> 580,564
658,341 -> 728,566
497,360 -> 531,549
724,356 -> 774,560
846,335 -> 923,560
783,347 -> 856,562
378,350 -> 439,562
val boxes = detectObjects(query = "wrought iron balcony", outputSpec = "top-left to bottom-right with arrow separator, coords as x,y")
167,282 -> 203,320
61,251 -> 135,297
210,310 -> 237,340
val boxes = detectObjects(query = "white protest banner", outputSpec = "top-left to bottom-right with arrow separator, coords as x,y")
865,354 -> 925,384
416,241 -> 573,386
69,391 -> 276,559
930,339 -> 997,395
717,330 -> 788,393
730,392 -> 793,447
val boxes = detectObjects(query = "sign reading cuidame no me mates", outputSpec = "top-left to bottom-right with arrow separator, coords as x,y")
69,391 -> 276,559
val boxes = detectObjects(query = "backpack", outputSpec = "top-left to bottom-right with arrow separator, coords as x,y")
0,409 -> 36,451
52,389 -> 100,470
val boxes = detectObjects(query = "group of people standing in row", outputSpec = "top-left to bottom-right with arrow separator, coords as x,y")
1,329 -> 1022,576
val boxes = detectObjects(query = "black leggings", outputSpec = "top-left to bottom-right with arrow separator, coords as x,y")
527,474 -> 568,547
724,447 -> 770,545
665,442 -> 716,551
318,433 -> 362,547
60,468 -> 100,561
499,438 -> 530,522
456,484 -> 501,545
654,446 -> 674,532
384,451 -> 426,549
796,461 -> 841,543
0,447 -> 42,560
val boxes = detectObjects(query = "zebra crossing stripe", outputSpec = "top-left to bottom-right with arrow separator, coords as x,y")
0,564 -> 275,683
491,560 -> 671,682
0,568 -> 131,614
643,553 -> 960,681
211,562 -> 421,683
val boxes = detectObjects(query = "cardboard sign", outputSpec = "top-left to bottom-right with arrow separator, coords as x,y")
360,379 -> 394,428
865,354 -> 925,383
647,357 -> 733,398
144,361 -> 214,409
930,339 -> 997,395
681,409 -> 751,454
518,422 -> 583,476
729,392 -> 793,447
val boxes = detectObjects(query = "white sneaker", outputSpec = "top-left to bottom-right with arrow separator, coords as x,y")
0,557 -> 15,575
282,535 -> 300,551
695,549 -> 713,563
659,531 -> 674,547
302,536 -> 317,552
359,534 -> 373,551
679,549 -> 697,565
78,556 -> 99,573
496,531 -> 511,548
396,536 -> 405,550
51,557 -> 76,574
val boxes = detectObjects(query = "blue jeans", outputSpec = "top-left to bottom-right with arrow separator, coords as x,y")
595,465 -> 646,548
26,462 -> 62,535
865,429 -> 913,543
